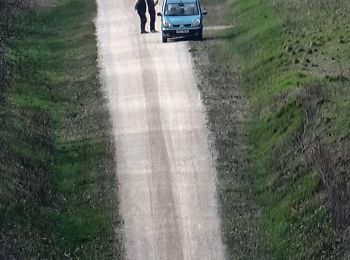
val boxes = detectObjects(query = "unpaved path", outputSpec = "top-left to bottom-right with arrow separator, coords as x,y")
96,1 -> 225,259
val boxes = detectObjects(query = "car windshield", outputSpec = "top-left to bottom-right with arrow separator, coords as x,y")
165,3 -> 199,16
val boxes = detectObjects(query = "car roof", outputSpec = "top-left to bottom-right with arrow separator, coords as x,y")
166,0 -> 197,4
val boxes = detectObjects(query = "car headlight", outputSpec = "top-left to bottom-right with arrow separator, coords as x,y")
163,20 -> 172,27
192,18 -> 201,27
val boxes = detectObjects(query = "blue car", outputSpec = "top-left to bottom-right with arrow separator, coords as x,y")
157,0 -> 207,43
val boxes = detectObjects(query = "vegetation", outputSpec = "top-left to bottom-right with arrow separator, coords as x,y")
194,0 -> 350,258
0,0 -> 121,258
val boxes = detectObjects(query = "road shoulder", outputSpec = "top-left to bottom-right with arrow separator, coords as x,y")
190,35 -> 261,259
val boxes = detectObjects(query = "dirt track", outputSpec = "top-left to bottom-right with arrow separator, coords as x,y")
96,1 -> 225,259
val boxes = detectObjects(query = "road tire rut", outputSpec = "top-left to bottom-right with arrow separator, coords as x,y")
96,1 -> 225,259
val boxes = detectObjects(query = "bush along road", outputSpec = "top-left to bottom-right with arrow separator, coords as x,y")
191,0 -> 350,259
0,0 -> 120,258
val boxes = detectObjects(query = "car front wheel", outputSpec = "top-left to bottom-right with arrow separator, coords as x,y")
162,35 -> 167,43
196,31 -> 203,41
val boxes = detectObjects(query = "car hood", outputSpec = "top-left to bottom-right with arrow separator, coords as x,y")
167,15 -> 199,25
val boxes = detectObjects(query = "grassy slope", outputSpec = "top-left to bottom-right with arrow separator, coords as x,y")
195,0 -> 349,259
1,0 -> 121,258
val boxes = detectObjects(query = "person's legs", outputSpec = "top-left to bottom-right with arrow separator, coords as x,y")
149,9 -> 156,32
141,13 -> 147,33
138,10 -> 148,33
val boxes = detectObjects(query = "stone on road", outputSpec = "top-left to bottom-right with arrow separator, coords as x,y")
96,1 -> 225,259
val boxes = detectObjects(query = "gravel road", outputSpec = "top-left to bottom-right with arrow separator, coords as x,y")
96,1 -> 225,259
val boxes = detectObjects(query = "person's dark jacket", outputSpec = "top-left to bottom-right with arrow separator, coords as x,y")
135,0 -> 146,12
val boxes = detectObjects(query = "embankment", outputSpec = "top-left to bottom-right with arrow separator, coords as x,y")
192,0 -> 350,258
0,0 -> 121,258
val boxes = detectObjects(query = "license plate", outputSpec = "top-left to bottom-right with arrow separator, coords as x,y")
176,30 -> 189,34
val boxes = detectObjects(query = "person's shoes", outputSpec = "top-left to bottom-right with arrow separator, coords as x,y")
151,29 -> 158,33
141,30 -> 149,34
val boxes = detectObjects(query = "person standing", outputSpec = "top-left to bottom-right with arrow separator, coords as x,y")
146,0 -> 159,33
135,0 -> 148,34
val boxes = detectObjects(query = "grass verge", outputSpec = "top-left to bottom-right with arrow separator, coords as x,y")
0,0 -> 122,258
192,0 -> 350,259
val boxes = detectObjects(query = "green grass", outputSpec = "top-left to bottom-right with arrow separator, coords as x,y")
233,1 -> 350,258
0,0 -> 120,258
196,0 -> 350,258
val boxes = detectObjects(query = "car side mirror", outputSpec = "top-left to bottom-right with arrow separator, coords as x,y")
157,12 -> 162,17
202,8 -> 208,15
